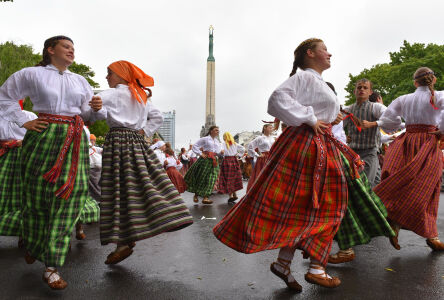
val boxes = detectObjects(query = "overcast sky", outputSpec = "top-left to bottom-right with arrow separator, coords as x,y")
2,0 -> 444,147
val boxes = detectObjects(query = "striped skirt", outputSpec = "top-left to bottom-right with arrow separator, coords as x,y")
0,146 -> 22,236
21,124 -> 89,266
100,128 -> 193,245
166,167 -> 187,194
374,125 -> 442,238
214,125 -> 352,266
334,153 -> 394,250
184,156 -> 220,197
218,156 -> 243,194
246,153 -> 269,192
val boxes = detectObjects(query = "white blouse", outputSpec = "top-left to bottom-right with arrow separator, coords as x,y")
0,110 -> 37,140
222,142 -> 245,157
268,68 -> 340,126
332,121 -> 347,144
247,135 -> 275,157
165,156 -> 182,170
154,149 -> 166,164
98,84 -> 163,137
188,149 -> 197,158
89,146 -> 103,169
0,65 -> 106,126
378,86 -> 444,132
192,136 -> 223,155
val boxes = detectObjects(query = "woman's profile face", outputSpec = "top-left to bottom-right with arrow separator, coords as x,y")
106,69 -> 126,88
48,39 -> 75,67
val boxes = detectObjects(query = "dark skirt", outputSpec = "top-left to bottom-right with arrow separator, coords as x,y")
100,128 -> 193,245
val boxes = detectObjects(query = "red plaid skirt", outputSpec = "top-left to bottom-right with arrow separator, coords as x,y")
213,125 -> 356,266
166,167 -> 187,194
218,156 -> 244,194
246,152 -> 269,192
374,124 -> 442,238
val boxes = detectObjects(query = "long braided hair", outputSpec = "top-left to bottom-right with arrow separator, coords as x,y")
289,38 -> 323,77
36,35 -> 74,67
414,67 -> 437,109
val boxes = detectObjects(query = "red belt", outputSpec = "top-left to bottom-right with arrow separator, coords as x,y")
0,140 -> 21,157
306,124 -> 364,209
39,113 -> 84,200
406,124 -> 438,133
203,151 -> 218,167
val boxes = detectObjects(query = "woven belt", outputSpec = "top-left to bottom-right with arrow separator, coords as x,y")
203,151 -> 218,167
306,124 -> 364,209
406,124 -> 438,133
0,140 -> 20,158
39,113 -> 84,200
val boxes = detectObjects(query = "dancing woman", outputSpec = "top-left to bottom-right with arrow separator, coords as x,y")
0,36 -> 105,289
214,38 -> 363,291
374,67 -> 444,251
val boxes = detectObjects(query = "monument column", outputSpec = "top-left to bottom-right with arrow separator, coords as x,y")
200,25 -> 216,137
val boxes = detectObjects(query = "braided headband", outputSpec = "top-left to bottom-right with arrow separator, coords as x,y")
295,38 -> 323,52
414,71 -> 434,80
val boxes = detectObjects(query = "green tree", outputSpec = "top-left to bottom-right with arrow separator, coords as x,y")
345,41 -> 444,106
68,61 -> 99,88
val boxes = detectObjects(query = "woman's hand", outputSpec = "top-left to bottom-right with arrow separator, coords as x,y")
331,112 -> 343,126
311,120 -> 329,136
89,96 -> 102,112
201,152 -> 207,158
23,119 -> 49,133
138,129 -> 145,136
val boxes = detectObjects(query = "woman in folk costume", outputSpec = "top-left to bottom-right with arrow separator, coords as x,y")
0,36 -> 105,290
98,60 -> 193,265
164,147 -> 187,193
246,123 -> 275,192
325,83 -> 395,264
187,144 -> 198,166
374,67 -> 444,251
0,101 -> 37,245
179,147 -> 190,175
218,132 -> 245,203
184,126 -> 223,204
150,140 -> 167,164
214,38 -> 364,291
75,133 -> 102,241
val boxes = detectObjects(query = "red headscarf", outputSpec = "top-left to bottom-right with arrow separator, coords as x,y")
108,60 -> 154,105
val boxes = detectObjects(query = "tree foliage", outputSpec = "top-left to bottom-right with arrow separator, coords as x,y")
344,41 -> 444,106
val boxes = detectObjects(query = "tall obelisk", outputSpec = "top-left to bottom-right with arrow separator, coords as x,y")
200,26 -> 216,137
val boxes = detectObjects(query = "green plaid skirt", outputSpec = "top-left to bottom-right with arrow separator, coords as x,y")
79,196 -> 100,224
21,123 -> 89,266
0,147 -> 22,236
184,156 -> 220,197
335,153 -> 395,249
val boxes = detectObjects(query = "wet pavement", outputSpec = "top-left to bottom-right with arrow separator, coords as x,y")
1,182 -> 444,299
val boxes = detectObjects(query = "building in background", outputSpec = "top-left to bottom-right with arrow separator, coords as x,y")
158,110 -> 176,149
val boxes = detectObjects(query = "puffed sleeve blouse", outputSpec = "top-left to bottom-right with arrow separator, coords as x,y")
267,68 -> 340,127
0,65 -> 106,126
378,86 -> 444,133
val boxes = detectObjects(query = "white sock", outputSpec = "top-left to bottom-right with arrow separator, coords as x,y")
309,260 -> 332,279
44,267 -> 61,283
275,246 -> 297,283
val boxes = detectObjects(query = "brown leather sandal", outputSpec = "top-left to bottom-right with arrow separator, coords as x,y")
389,221 -> 401,250
75,223 -> 86,240
42,268 -> 68,290
304,264 -> 341,288
193,195 -> 199,203
328,249 -> 355,264
270,258 -> 302,292
202,197 -> 213,204
105,247 -> 134,265
128,241 -> 136,249
24,251 -> 36,264
426,238 -> 444,251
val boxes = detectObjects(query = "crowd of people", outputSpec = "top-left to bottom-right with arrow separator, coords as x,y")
0,35 -> 443,294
